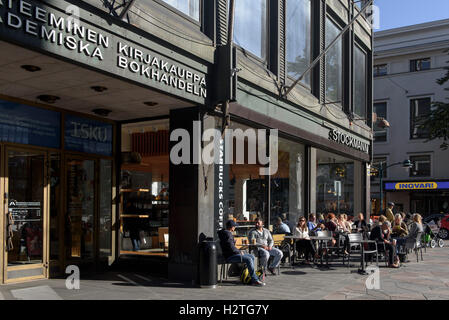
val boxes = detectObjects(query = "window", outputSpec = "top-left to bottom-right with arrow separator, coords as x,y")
374,64 -> 387,77
409,155 -> 431,177
354,45 -> 367,118
410,97 -> 431,139
286,0 -> 312,86
410,58 -> 431,72
373,102 -> 387,142
372,157 -> 387,178
233,0 -> 268,61
325,17 -> 343,105
316,149 -> 355,216
160,0 -> 200,21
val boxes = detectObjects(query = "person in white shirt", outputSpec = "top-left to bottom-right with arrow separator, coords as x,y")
293,217 -> 319,264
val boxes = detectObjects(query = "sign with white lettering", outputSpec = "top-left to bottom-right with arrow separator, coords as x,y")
0,0 -> 208,104
0,99 -> 60,148
329,129 -> 370,154
64,115 -> 112,156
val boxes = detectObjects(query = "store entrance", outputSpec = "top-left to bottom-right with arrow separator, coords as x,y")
3,147 -> 49,283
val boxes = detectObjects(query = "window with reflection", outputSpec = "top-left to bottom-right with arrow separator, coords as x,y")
270,138 -> 305,233
233,0 -> 268,60
228,123 -> 268,237
354,45 -> 367,119
316,149 -> 354,216
325,17 -> 343,105
160,0 -> 200,21
286,0 -> 312,86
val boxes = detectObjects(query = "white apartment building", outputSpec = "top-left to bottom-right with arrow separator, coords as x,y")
372,19 -> 449,217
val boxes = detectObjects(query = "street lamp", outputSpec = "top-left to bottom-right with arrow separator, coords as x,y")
371,160 -> 413,214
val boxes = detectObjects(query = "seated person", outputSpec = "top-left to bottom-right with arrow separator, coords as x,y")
218,220 -> 265,286
324,213 -> 338,232
307,213 -> 324,234
392,213 -> 409,238
293,217 -> 320,264
274,216 -> 291,234
369,221 -> 399,268
354,212 -> 368,233
248,218 -> 283,275
395,213 -> 424,253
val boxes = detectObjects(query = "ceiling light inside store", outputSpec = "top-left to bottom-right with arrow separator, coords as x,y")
37,95 -> 60,104
21,65 -> 41,72
92,108 -> 112,117
91,86 -> 108,92
144,101 -> 158,107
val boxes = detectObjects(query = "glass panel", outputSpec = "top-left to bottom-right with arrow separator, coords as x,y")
66,159 -> 95,259
316,149 -> 354,216
270,138 -> 305,233
7,151 -> 45,266
286,0 -> 311,86
228,122 -> 268,237
410,155 -> 431,177
374,64 -> 387,77
161,0 -> 200,21
50,154 -> 61,261
325,18 -> 343,104
354,46 -> 367,118
234,0 -> 267,60
99,159 -> 112,258
374,102 -> 387,142
410,98 -> 431,139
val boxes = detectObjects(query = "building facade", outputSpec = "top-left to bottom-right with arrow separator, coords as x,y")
372,19 -> 449,217
0,0 -> 373,284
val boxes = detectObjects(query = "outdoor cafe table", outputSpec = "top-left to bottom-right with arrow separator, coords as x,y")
284,235 -> 333,266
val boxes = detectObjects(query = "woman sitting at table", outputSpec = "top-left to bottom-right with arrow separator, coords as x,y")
336,214 -> 350,255
369,221 -> 399,268
293,217 -> 320,264
325,213 -> 338,232
392,214 -> 409,238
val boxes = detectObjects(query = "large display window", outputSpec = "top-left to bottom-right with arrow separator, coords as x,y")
120,120 -> 170,258
315,149 -> 355,216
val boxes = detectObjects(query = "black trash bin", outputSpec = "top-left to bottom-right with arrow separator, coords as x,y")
199,237 -> 217,288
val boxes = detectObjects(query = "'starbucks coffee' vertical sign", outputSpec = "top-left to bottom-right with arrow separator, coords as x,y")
214,137 -> 229,239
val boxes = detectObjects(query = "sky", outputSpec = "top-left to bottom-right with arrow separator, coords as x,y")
375,0 -> 449,31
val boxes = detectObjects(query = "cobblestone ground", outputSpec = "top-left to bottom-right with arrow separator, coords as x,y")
1,242 -> 448,300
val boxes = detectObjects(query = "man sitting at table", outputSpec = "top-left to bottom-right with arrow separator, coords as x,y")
248,217 -> 283,276
218,220 -> 265,286
274,216 -> 291,234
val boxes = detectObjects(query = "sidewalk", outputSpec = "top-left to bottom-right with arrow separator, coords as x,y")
1,243 -> 448,300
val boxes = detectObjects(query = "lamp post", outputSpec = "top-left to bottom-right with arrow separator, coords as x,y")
371,160 -> 413,215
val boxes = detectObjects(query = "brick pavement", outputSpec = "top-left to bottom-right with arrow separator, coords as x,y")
1,242 -> 448,300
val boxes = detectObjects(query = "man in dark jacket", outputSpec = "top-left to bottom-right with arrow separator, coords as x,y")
218,220 -> 265,286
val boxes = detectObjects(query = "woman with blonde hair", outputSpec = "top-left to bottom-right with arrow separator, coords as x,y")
392,213 -> 408,238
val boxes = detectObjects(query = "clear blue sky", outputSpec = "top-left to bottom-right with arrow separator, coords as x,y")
375,0 -> 449,31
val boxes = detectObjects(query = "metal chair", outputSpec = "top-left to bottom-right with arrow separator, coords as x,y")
316,231 -> 338,265
345,232 -> 363,267
404,232 -> 424,262
216,242 -> 230,283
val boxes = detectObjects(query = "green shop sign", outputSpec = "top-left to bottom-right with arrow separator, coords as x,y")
0,0 -> 207,104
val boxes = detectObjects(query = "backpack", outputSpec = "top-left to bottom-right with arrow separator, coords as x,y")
240,267 -> 265,284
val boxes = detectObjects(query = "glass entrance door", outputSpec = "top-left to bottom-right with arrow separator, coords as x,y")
66,158 -> 96,263
4,148 -> 48,282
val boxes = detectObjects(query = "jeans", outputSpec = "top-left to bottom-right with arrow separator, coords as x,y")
257,247 -> 283,270
395,238 -> 407,254
131,238 -> 141,251
226,253 -> 259,282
